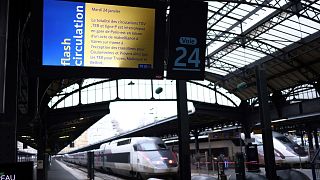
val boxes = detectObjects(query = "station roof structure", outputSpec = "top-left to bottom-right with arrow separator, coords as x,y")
204,0 -> 320,100
11,0 -> 320,154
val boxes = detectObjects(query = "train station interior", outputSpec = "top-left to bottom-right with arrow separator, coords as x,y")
1,0 -> 320,179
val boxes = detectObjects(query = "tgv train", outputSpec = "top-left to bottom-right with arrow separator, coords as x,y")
251,131 -> 309,165
63,137 -> 178,180
168,131 -> 308,165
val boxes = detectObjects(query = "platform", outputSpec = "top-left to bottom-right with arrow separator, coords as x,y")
47,159 -> 125,180
48,159 -> 80,180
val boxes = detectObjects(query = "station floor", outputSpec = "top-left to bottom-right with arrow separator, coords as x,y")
48,159 -> 80,180
47,159 -> 124,180
46,159 -> 313,180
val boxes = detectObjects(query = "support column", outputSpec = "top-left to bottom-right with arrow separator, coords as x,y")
37,78 -> 49,180
300,130 -> 305,147
176,80 -> 191,180
87,151 -> 94,180
314,129 -> 319,150
255,65 -> 277,180
308,129 -> 314,159
193,130 -> 200,154
308,129 -> 314,149
0,0 -> 18,164
37,117 -> 48,180
0,0 -> 8,114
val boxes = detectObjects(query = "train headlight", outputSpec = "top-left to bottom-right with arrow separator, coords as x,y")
152,160 -> 165,165
168,160 -> 174,164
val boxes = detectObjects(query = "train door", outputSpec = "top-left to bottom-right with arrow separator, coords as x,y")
131,144 -> 139,172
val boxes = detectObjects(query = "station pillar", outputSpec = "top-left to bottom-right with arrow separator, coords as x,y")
0,0 -> 18,164
37,116 -> 49,180
308,129 -> 314,150
255,65 -> 277,180
87,151 -> 94,180
193,130 -> 200,154
176,80 -> 191,180
300,131 -> 305,146
307,128 -> 315,161
313,129 -> 319,149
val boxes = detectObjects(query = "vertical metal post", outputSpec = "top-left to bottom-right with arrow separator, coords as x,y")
37,121 -> 48,180
312,164 -> 316,180
176,80 -> 191,180
151,79 -> 154,99
255,65 -> 277,180
208,135 -> 212,158
314,130 -> 319,149
0,0 -> 8,114
194,130 -> 200,154
0,0 -> 18,164
116,79 -> 119,99
301,131 -> 305,146
87,151 -> 94,180
37,83 -> 49,180
308,129 -> 314,158
308,129 -> 314,149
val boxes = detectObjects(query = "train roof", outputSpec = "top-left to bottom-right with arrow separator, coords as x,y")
99,136 -> 163,149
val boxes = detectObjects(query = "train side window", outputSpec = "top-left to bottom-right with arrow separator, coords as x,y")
117,139 -> 131,146
133,144 -> 138,151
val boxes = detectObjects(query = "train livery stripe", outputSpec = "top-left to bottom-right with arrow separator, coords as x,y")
104,152 -> 130,163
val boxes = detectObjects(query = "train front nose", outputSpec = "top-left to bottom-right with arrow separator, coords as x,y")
138,150 -> 179,179
150,156 -> 178,169
141,150 -> 178,171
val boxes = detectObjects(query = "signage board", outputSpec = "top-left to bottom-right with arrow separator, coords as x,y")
0,162 -> 33,180
209,131 -> 241,140
167,1 -> 208,80
36,0 -> 166,79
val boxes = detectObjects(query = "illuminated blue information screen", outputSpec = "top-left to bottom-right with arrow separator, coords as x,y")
43,0 -> 85,66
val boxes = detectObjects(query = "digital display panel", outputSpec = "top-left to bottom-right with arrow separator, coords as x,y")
39,0 -> 165,79
167,1 -> 207,80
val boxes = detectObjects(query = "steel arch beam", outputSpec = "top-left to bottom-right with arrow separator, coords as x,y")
205,0 -> 320,24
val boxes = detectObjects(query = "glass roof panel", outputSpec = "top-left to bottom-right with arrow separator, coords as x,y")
205,0 -> 320,76
269,0 -> 289,7
258,34 -> 290,48
240,8 -> 275,32
206,67 -> 234,76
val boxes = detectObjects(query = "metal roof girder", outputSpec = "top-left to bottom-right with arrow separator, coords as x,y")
208,30 -> 282,53
299,3 -> 320,23
208,57 -> 239,72
208,0 -> 287,9
208,3 -> 240,29
207,2 -> 293,59
215,0 -> 320,24
206,0 -> 269,47
207,34 -> 283,71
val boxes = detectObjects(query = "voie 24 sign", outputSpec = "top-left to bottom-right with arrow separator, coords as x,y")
167,1 -> 208,80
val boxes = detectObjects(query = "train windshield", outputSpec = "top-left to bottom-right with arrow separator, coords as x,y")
275,136 -> 292,144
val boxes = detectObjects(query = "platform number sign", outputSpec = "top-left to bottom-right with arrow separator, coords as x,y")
167,1 -> 208,80
175,37 -> 200,69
